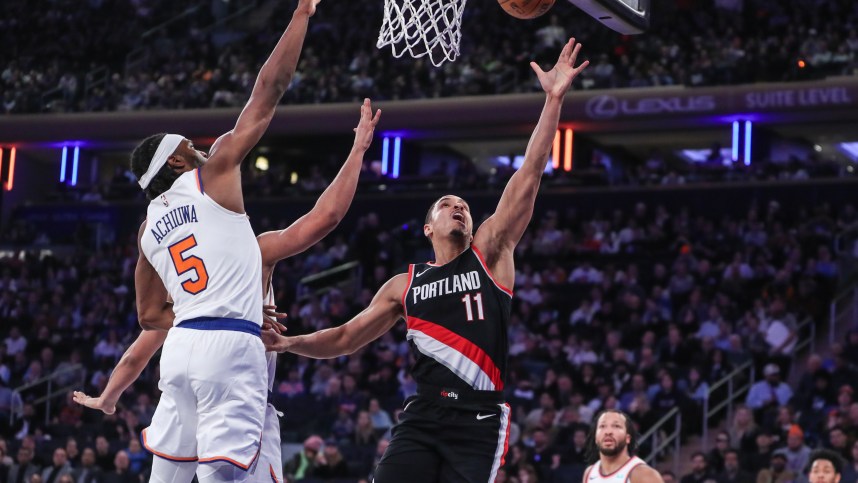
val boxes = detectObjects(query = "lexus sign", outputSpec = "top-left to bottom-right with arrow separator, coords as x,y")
585,94 -> 718,120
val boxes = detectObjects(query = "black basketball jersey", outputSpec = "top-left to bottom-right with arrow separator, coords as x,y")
402,245 -> 512,392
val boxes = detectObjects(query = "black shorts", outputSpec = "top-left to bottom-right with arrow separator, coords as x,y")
373,385 -> 511,483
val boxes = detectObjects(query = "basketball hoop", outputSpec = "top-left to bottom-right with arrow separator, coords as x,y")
377,0 -> 468,67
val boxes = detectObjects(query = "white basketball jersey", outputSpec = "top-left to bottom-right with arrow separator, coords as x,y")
586,456 -> 646,483
140,169 -> 263,327
264,281 -> 277,392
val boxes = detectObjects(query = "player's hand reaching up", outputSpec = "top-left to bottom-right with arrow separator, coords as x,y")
72,391 -> 116,415
297,0 -> 321,17
530,38 -> 589,99
353,98 -> 382,152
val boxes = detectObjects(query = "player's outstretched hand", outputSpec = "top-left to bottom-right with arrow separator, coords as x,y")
72,391 -> 116,415
353,98 -> 382,152
530,38 -> 589,99
297,0 -> 321,17
263,304 -> 287,334
262,330 -> 289,353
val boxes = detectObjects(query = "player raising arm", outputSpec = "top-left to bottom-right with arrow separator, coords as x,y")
263,38 -> 588,483
76,98 -> 379,483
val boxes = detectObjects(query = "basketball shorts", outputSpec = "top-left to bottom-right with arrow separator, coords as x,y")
373,384 -> 511,483
254,403 -> 283,483
142,318 -> 267,471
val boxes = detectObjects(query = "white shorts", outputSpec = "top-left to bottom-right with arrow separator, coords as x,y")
251,404 -> 283,483
142,323 -> 267,470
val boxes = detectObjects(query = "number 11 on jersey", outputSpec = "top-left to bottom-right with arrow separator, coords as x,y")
461,292 -> 484,321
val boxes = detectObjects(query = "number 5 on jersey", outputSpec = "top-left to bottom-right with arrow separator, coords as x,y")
461,292 -> 484,321
168,235 -> 209,294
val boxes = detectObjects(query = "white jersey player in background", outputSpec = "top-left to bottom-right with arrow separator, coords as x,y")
583,410 -> 664,483
125,0 -> 322,481
75,99 -> 380,482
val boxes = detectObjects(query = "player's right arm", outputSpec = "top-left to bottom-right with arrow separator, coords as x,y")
582,465 -> 594,483
135,222 -> 174,331
256,99 -> 380,267
72,330 -> 168,415
263,274 -> 407,357
202,0 -> 320,213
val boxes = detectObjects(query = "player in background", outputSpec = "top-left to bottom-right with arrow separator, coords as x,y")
582,410 -> 663,483
74,98 -> 380,482
263,38 -> 588,483
807,449 -> 843,483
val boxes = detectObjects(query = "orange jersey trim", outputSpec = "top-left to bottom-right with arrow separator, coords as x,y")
140,428 -> 198,462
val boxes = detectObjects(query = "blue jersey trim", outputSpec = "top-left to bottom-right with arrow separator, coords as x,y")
177,317 -> 260,336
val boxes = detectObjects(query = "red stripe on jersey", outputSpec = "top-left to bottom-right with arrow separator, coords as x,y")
407,316 -> 503,390
471,245 -> 513,297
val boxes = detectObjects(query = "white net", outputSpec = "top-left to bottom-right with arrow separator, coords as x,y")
377,0 -> 468,67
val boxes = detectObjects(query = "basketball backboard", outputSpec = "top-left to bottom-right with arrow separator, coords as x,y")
567,0 -> 650,34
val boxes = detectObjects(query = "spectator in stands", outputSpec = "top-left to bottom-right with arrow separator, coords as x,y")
39,448 -> 72,483
682,452 -> 714,483
799,370 -> 835,430
717,449 -> 754,483
93,436 -> 114,472
729,406 -> 759,455
284,435 -> 323,481
709,431 -> 732,473
743,431 -> 775,476
827,426 -> 851,462
315,440 -> 350,479
70,448 -> 101,483
663,472 -> 676,483
757,453 -> 795,483
831,356 -> 858,400
4,327 -> 27,357
102,450 -> 137,483
746,364 -> 793,412
762,299 -> 798,369
0,378 -> 23,424
125,438 -> 148,476
518,464 -> 540,483
62,440 -> 79,469
836,386 -> 856,417
774,425 -> 812,475
652,372 -> 689,431
8,447 -> 39,483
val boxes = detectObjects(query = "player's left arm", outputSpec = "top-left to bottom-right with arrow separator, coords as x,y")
473,38 -> 588,285
135,222 -> 174,331
202,0 -> 320,213
629,465 -> 665,483
256,99 -> 380,267
73,330 -> 168,415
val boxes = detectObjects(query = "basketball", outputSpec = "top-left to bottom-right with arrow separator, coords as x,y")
497,0 -> 556,19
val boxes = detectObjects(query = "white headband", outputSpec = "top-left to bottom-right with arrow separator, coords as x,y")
138,134 -> 184,189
